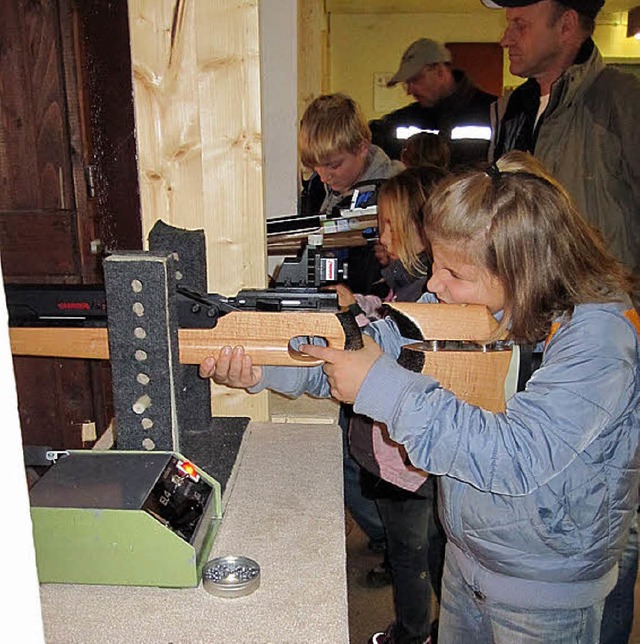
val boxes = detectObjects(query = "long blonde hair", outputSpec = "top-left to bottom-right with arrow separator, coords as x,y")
424,151 -> 634,343
378,165 -> 448,276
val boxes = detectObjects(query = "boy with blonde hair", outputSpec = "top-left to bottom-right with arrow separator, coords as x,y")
299,93 -> 403,234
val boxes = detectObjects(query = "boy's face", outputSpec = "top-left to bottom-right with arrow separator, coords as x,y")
313,142 -> 369,194
427,240 -> 505,314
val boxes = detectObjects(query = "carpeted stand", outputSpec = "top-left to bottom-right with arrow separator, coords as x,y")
180,416 -> 250,501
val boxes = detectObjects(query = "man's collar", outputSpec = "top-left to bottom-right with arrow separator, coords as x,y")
574,37 -> 594,66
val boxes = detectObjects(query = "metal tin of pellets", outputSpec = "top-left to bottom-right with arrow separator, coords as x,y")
202,555 -> 261,598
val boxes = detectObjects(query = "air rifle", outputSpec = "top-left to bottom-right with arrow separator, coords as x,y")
6,283 -> 362,367
7,279 -> 514,412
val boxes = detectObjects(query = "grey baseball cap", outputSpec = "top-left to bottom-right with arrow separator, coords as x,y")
387,38 -> 452,87
480,0 -> 604,19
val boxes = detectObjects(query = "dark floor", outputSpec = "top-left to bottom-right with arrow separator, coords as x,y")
345,511 -> 395,643
345,511 -> 640,644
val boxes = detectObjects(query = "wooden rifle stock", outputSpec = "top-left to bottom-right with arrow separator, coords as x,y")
385,303 -> 513,413
9,310 -> 362,367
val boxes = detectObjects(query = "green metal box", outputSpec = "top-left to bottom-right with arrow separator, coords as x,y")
29,450 -> 221,587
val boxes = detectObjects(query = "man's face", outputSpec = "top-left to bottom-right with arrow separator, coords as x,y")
404,64 -> 446,108
313,143 -> 369,194
500,0 -> 564,80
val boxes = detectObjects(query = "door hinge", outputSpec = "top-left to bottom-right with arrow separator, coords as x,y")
85,164 -> 97,198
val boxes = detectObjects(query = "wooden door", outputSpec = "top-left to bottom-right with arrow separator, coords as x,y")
446,42 -> 504,97
0,0 -> 142,450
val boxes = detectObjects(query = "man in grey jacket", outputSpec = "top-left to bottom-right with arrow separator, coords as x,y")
482,1 -> 640,641
484,0 -> 639,287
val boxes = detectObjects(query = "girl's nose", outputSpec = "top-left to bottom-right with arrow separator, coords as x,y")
426,268 -> 443,293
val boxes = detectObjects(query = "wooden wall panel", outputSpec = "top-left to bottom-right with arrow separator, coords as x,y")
447,42 -> 504,97
194,1 -> 266,295
298,0 -> 328,117
128,0 -> 268,420
0,0 -> 74,213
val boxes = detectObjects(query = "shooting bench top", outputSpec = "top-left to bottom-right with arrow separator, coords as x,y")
38,421 -> 349,643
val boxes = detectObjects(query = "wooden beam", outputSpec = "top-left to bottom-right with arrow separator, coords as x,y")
9,311 -> 357,366
128,0 -> 268,419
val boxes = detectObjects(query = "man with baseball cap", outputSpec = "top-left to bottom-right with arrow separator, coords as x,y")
369,38 -> 495,167
483,3 -> 640,644
482,0 -> 602,17
485,0 -> 638,285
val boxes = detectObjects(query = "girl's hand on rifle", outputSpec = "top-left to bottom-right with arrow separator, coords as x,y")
300,334 -> 382,404
199,346 -> 262,389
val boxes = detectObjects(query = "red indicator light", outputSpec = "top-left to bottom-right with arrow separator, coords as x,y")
58,301 -> 91,311
177,459 -> 200,482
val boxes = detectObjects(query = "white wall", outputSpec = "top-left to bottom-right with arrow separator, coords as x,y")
260,0 -> 299,221
329,10 -> 640,120
329,11 -> 507,120
0,260 -> 45,641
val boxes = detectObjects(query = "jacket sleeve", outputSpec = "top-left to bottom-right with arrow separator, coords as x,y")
354,306 -> 638,496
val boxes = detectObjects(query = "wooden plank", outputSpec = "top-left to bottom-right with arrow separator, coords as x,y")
128,0 -> 205,237
387,303 -> 511,412
420,352 -> 511,412
267,219 -> 376,256
9,304 -> 503,361
298,0 -> 329,115
0,0 -> 74,213
128,0 -> 268,420
10,327 -> 109,360
10,303 -> 513,413
0,211 -> 78,281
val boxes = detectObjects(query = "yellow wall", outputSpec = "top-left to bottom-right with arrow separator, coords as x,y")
329,11 -> 640,120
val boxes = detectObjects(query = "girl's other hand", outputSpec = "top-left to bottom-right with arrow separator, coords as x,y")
335,283 -> 357,308
199,346 -> 262,389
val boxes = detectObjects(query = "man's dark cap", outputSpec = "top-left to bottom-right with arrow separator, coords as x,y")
480,0 -> 604,19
